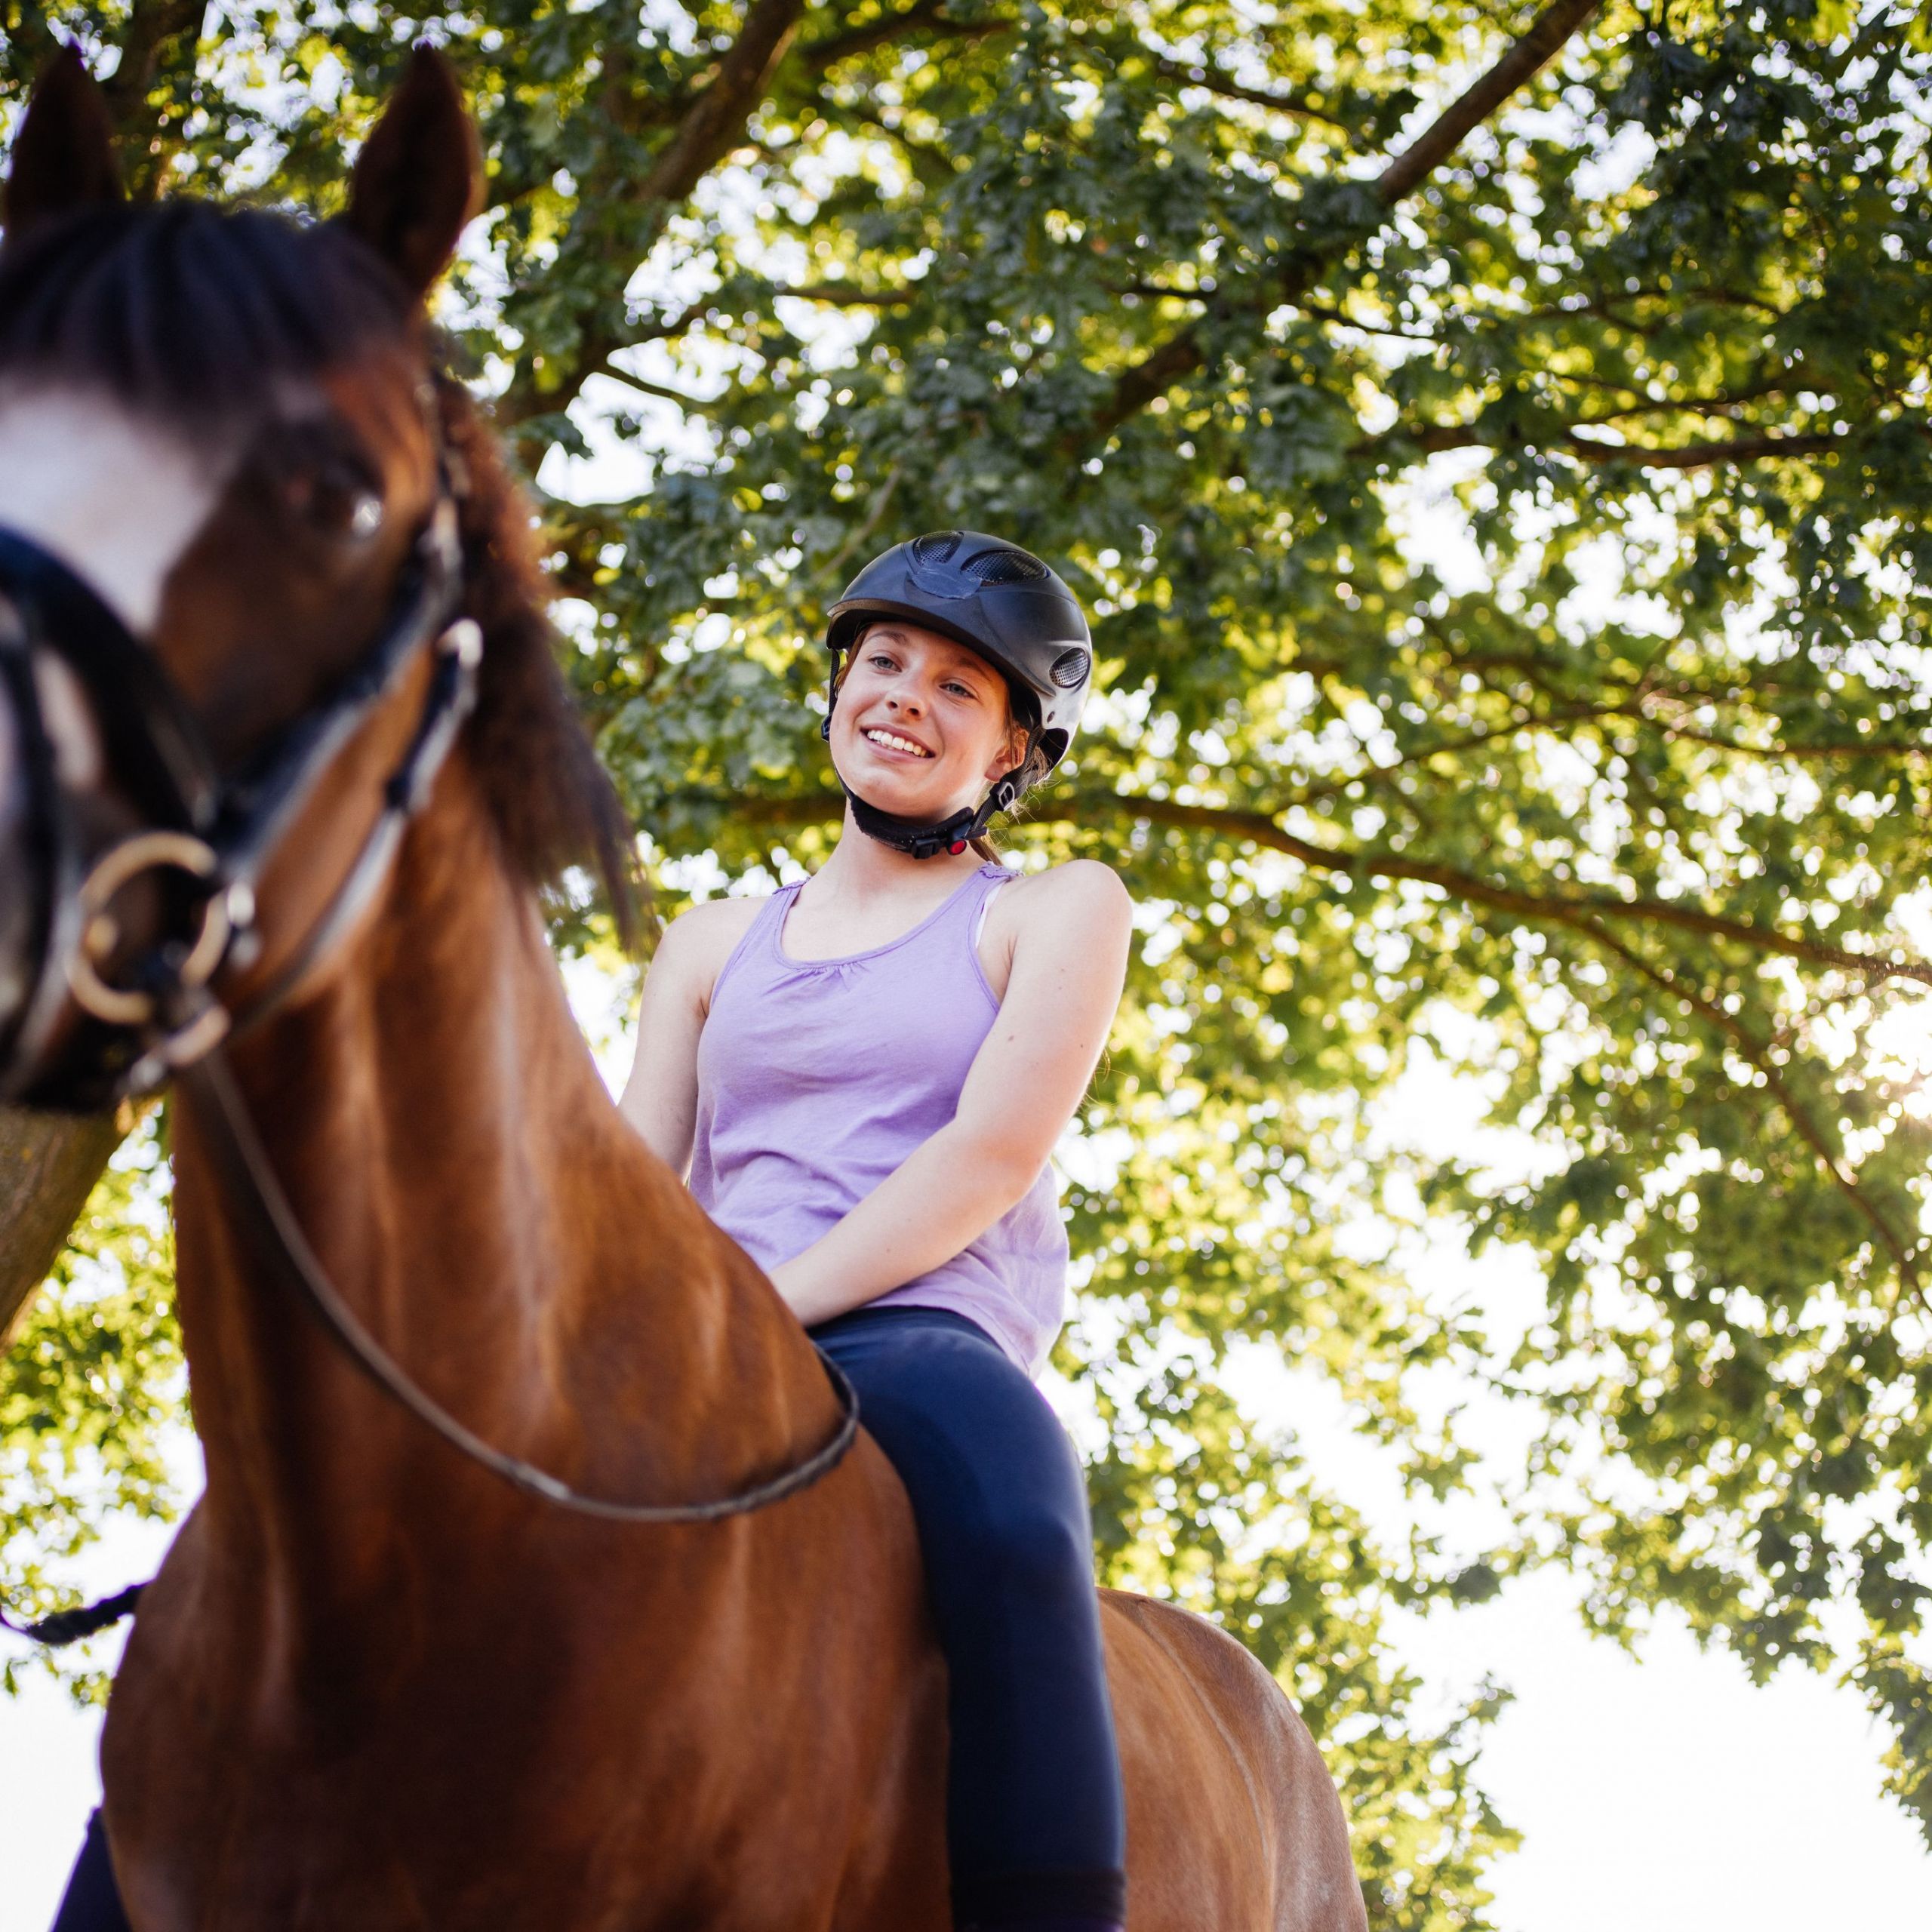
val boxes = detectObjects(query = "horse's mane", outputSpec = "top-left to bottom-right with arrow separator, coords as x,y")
0,201 -> 636,942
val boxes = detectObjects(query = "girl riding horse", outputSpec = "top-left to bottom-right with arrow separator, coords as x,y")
3,46 -> 1364,1932
620,532 -> 1131,1930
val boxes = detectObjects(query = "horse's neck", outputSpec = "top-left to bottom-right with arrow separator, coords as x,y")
170,758 -> 817,1603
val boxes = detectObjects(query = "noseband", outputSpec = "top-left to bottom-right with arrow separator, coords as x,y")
0,460 -> 857,1551
0,491 -> 473,1108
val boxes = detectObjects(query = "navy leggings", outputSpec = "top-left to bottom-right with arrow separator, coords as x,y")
51,1309 -> 1125,1931
811,1308 -> 1126,1925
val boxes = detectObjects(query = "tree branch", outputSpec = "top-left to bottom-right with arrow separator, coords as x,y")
500,0 -> 806,443
777,281 -> 918,306
715,787 -> 1932,988
100,0 -> 204,200
801,1 -> 1014,70
1353,417 -> 1852,470
629,0 -> 807,211
1623,700 -> 1932,763
1075,0 -> 1605,454
0,1106 -> 132,1347
2,5 -> 62,81
1148,53 -> 1357,135
1564,429 -> 1847,469
1374,0 -> 1602,201
1560,374 -> 1800,425
1575,921 -> 1927,1309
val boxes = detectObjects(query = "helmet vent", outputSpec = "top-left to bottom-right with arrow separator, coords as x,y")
911,531 -> 963,565
1050,647 -> 1091,689
962,545 -> 1051,586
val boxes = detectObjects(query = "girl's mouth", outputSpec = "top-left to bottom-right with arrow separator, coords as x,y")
862,727 -> 934,758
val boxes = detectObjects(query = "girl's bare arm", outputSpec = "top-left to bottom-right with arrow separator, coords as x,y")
771,860 -> 1133,1326
616,900 -> 755,1176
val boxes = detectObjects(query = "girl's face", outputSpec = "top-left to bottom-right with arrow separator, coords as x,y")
829,623 -> 1026,820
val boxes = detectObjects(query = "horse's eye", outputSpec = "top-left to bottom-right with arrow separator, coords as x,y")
255,420 -> 386,541
289,460 -> 386,540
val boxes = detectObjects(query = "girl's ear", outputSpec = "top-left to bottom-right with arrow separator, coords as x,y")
986,719 -> 1029,783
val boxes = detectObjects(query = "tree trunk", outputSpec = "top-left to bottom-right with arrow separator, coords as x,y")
0,1106 -> 127,1346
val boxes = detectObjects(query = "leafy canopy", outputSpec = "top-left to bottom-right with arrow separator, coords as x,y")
5,0 -> 1932,1908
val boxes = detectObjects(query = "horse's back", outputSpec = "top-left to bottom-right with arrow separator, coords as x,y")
1101,1590 -> 1366,1932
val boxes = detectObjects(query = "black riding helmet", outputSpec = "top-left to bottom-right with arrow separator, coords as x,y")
823,531 -> 1093,860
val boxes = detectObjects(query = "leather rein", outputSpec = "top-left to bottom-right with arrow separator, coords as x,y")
0,457 -> 859,1583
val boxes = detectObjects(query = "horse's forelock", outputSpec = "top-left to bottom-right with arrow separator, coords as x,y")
0,201 -> 414,425
0,197 -> 638,946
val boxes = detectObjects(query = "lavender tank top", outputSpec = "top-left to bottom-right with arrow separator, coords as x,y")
689,863 -> 1069,1377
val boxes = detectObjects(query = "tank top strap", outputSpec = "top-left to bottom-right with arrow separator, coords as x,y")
963,861 -> 1014,946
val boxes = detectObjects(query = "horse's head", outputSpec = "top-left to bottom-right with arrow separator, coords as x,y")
0,51 -> 626,1109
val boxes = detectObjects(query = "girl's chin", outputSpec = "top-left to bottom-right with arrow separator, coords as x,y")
838,758 -> 974,818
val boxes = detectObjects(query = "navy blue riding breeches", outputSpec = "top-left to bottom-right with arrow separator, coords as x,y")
51,1307 -> 1125,1932
810,1306 -> 1127,1927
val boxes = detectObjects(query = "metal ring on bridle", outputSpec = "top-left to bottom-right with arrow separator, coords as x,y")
68,831 -> 229,1025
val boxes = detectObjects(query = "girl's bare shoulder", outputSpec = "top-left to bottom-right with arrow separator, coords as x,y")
987,859 -> 1132,953
654,894 -> 771,1008
999,857 -> 1131,922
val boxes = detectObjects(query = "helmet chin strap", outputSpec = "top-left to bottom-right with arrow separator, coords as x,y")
841,768 -> 1024,861
822,708 -> 1035,861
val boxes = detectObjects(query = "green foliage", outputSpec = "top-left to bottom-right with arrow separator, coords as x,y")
8,0 -> 1932,1908
1072,1315 -> 1518,1924
1,1120 -> 184,1706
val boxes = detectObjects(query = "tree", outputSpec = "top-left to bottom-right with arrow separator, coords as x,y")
0,1109 -> 130,1343
2,1115 -> 181,1707
5,0 -> 1931,1908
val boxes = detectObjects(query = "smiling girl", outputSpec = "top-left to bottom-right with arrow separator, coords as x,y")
619,531 -> 1133,1932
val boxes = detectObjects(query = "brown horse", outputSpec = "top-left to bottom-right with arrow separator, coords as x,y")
0,51 -> 1365,1931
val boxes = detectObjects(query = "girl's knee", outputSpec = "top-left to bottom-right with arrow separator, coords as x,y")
961,1502 -> 1094,1604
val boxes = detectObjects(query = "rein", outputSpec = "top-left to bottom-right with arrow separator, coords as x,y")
187,1047 -> 860,1523
0,457 -> 861,1650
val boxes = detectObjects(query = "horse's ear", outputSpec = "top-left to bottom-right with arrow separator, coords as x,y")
345,47 -> 481,297
4,47 -> 123,246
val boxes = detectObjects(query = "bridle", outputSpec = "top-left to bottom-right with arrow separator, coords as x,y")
0,491 -> 474,1106
0,435 -> 857,1549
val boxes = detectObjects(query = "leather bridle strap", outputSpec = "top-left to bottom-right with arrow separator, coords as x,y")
0,488 -> 473,1106
183,1044 -> 863,1524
